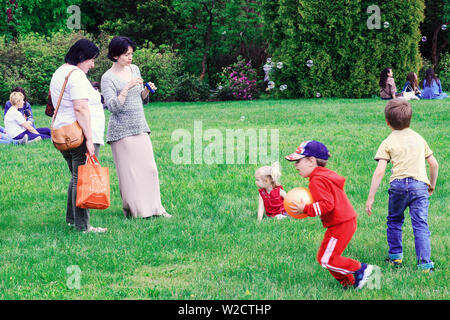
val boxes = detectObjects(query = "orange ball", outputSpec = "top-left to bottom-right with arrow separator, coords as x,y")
284,187 -> 314,219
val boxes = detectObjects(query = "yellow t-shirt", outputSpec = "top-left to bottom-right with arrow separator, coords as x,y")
374,128 -> 432,185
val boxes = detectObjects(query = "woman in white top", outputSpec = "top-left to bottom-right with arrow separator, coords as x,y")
49,39 -> 107,233
4,91 -> 51,142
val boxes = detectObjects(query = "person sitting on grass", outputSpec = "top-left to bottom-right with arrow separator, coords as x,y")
4,87 -> 35,126
255,162 -> 289,221
4,92 -> 51,143
365,99 -> 439,273
402,72 -> 422,99
420,68 -> 448,100
379,67 -> 402,100
285,140 -> 378,289
0,125 -> 28,145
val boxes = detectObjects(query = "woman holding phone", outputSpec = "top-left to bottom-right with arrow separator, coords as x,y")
101,36 -> 171,219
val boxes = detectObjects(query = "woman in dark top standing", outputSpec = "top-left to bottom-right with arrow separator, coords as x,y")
379,67 -> 401,100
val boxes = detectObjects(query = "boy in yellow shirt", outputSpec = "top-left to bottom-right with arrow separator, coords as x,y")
365,100 -> 439,272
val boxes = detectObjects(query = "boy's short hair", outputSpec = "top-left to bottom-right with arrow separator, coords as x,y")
315,157 -> 328,167
10,91 -> 24,107
384,99 -> 412,130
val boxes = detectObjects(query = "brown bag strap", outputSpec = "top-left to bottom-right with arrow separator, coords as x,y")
51,68 -> 79,128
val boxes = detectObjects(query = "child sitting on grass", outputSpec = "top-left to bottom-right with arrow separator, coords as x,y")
365,99 -> 439,272
255,162 -> 289,221
286,140 -> 378,289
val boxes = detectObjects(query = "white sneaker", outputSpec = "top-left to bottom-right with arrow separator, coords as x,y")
83,226 -> 108,234
27,136 -> 42,144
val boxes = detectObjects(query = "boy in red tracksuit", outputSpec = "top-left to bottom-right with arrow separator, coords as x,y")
285,140 -> 378,289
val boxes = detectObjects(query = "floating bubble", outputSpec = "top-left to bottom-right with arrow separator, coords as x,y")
421,36 -> 427,42
221,31 -> 226,35
266,58 -> 272,63
280,84 -> 287,91
442,24 -> 447,31
240,116 -> 245,122
218,85 -> 223,90
277,62 -> 283,69
316,92 -> 321,98
268,81 -> 275,89
263,64 -> 272,73
306,60 -> 313,68
383,21 -> 389,29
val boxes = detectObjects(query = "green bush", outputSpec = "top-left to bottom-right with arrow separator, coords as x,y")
0,32 -> 184,105
436,52 -> 450,92
0,31 -> 110,105
261,0 -> 425,98
133,43 -> 183,101
173,73 -> 211,102
418,57 -> 434,87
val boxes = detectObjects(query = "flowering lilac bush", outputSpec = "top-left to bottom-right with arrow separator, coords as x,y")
2,0 -> 21,41
215,55 -> 259,100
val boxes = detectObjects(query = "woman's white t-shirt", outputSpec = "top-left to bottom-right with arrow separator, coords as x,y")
50,64 -> 105,145
4,107 -> 26,138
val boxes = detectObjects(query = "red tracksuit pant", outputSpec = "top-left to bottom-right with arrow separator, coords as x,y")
316,218 -> 361,286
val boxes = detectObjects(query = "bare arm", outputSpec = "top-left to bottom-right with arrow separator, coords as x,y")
427,155 -> 439,196
365,159 -> 388,216
73,99 -> 94,156
280,189 -> 287,198
21,121 -> 39,134
257,195 -> 265,221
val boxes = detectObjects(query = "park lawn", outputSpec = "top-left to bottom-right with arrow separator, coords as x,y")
0,97 -> 448,300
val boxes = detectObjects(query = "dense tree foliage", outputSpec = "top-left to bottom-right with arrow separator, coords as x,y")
261,0 -> 426,98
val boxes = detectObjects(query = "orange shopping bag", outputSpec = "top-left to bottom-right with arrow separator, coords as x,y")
76,153 -> 110,209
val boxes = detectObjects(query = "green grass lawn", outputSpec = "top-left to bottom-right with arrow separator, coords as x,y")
0,98 -> 448,300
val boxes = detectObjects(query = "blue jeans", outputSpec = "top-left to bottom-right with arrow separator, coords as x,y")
387,178 -> 433,269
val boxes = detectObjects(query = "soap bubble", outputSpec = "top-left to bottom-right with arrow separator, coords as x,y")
266,58 -> 272,63
421,36 -> 427,42
383,21 -> 389,29
277,62 -> 283,69
263,64 -> 272,73
316,92 -> 321,98
306,60 -> 313,68
442,24 -> 447,31
240,116 -> 245,122
268,81 -> 275,89
218,85 -> 223,90
280,84 -> 287,91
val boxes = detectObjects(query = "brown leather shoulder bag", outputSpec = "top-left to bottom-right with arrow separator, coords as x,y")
51,68 -> 85,151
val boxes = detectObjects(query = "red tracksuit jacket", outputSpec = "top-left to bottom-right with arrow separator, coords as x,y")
303,167 -> 357,228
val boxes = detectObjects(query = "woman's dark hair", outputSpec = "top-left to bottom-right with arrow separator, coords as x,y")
107,36 -> 136,62
423,68 -> 438,88
406,72 -> 418,90
379,67 -> 392,88
11,86 -> 27,102
64,39 -> 100,66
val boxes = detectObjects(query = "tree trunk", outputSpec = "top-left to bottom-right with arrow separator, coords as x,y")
200,1 -> 215,80
431,25 -> 447,69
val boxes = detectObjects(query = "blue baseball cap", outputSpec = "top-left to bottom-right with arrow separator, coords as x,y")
285,140 -> 330,161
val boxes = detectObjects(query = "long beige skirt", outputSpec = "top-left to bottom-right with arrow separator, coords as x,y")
111,133 -> 167,218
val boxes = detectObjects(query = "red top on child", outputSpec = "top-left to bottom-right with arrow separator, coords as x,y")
258,186 -> 286,217
303,166 -> 357,228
